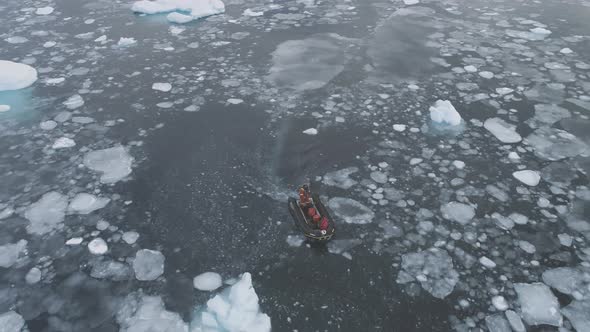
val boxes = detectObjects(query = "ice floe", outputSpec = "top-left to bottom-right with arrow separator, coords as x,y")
152,82 -> 172,92
322,167 -> 358,189
514,283 -> 562,327
484,118 -> 522,143
118,293 -> 188,332
24,191 -> 68,235
525,127 -> 588,161
193,272 -> 223,291
68,193 -> 110,214
84,146 -> 133,184
396,248 -> 459,299
0,311 -> 25,332
0,60 -> 38,91
429,100 -> 462,126
52,137 -> 76,149
133,249 -> 165,281
88,238 -> 108,255
440,202 -> 475,225
0,240 -> 27,268
327,197 -> 375,224
302,128 -> 318,135
63,94 -> 84,109
36,6 -> 54,15
512,170 -> 541,186
132,0 -> 225,24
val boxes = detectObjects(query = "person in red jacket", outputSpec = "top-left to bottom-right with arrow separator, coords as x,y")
298,184 -> 312,207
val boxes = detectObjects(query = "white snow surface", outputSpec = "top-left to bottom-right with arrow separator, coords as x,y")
191,272 -> 271,332
84,146 -> 133,184
484,118 -> 522,143
514,283 -> 562,327
133,249 -> 165,281
132,0 -> 225,24
0,60 -> 38,91
513,170 -> 541,186
24,191 -> 68,235
429,100 -> 462,126
68,193 -> 111,214
193,272 -> 223,291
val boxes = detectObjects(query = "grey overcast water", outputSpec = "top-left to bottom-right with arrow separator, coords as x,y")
1,0 -> 590,331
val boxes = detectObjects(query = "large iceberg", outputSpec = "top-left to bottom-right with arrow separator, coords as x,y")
191,272 -> 271,332
132,0 -> 225,24
0,60 -> 37,91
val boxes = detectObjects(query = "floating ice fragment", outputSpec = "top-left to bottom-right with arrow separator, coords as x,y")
393,124 -> 406,132
118,37 -> 137,47
0,60 -> 38,91
25,267 -> 42,284
323,167 -> 358,189
514,283 -> 562,327
122,231 -> 140,244
63,94 -> 84,109
441,202 -> 475,225
152,82 -> 172,92
36,6 -> 54,15
286,234 -> 305,247
227,98 -> 243,104
492,296 -> 509,311
302,128 -> 318,135
327,197 -> 374,224
561,300 -> 590,332
52,137 -> 76,149
88,238 -> 108,255
513,170 -> 541,186
496,87 -> 514,95
0,105 -> 10,112
0,240 -> 27,268
66,237 -> 83,245
118,293 -> 188,332
68,193 -> 110,214
479,256 -> 496,268
560,48 -> 573,54
505,310 -> 525,332
486,315 -> 512,332
429,100 -> 462,126
479,71 -> 494,79
484,118 -> 522,143
370,171 -> 388,184
243,8 -> 264,16
0,311 -> 25,332
84,146 -> 133,184
132,0 -> 225,24
525,127 -> 588,161
193,272 -> 223,291
403,0 -> 419,4
133,249 -> 165,281
25,191 -> 68,235
397,248 -> 459,299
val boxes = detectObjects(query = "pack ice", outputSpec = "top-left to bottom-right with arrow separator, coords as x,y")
132,0 -> 225,24
327,197 -> 375,224
133,249 -> 165,281
0,60 -> 37,91
191,272 -> 271,332
84,146 -> 133,184
24,191 -> 68,235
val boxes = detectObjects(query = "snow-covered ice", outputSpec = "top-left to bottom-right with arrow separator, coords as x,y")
440,202 -> 475,225
302,128 -> 318,135
24,191 -> 68,235
122,231 -> 140,244
0,311 -> 25,332
514,283 -> 562,327
68,193 -> 110,214
0,240 -> 27,268
322,167 -> 358,189
25,267 -> 42,284
0,60 -> 38,91
484,118 -> 522,143
327,197 -> 375,224
512,170 -> 541,186
52,137 -> 76,149
193,272 -> 223,291
396,248 -> 459,299
190,272 -> 271,332
84,146 -> 133,184
429,100 -> 462,126
88,238 -> 109,255
152,82 -> 172,92
132,0 -> 225,24
65,237 -> 83,245
133,249 -> 165,281
492,296 -> 508,311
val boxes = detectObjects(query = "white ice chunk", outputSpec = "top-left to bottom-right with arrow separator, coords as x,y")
393,124 -> 406,132
243,8 -> 264,16
440,202 -> 475,225
479,256 -> 496,268
118,37 -> 137,47
525,127 -> 588,161
492,296 -> 509,311
513,170 -> 541,186
0,240 -> 27,268
52,137 -> 76,149
25,267 -> 42,284
370,171 -> 388,183
518,240 -> 536,253
496,87 -> 514,95
560,48 -> 573,54
403,0 -> 419,4
486,315 -> 512,332
429,100 -> 462,126
132,0 -> 225,24
464,65 -> 477,73
0,311 -> 25,332
40,120 -> 58,130
133,249 -> 165,281
68,193 -> 110,214
327,197 -> 375,224
122,231 -> 140,244
88,238 -> 108,255
63,94 -> 84,109
0,60 -> 37,91
562,300 -> 590,332
452,160 -> 465,169
505,310 -> 525,332
514,283 -> 562,327
24,191 -> 68,235
530,27 -> 551,36
191,272 -> 271,332
0,105 -> 10,112
323,167 -> 358,189
194,272 -> 223,291
152,82 -> 172,92
484,118 -> 522,143
84,146 -> 133,184
45,77 -> 65,85
302,128 -> 318,135
66,237 -> 83,245
36,6 -> 54,15
479,71 -> 494,79
286,235 -> 305,247
118,293 -> 188,332
227,98 -> 243,105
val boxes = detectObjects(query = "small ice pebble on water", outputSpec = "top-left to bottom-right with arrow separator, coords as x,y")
227,98 -> 243,104
152,82 -> 172,92
560,48 -> 573,54
393,124 -> 406,132
88,238 -> 108,255
36,6 -> 54,15
193,272 -> 223,291
0,105 -> 10,112
479,256 -> 496,268
303,128 -> 318,135
52,137 -> 76,149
